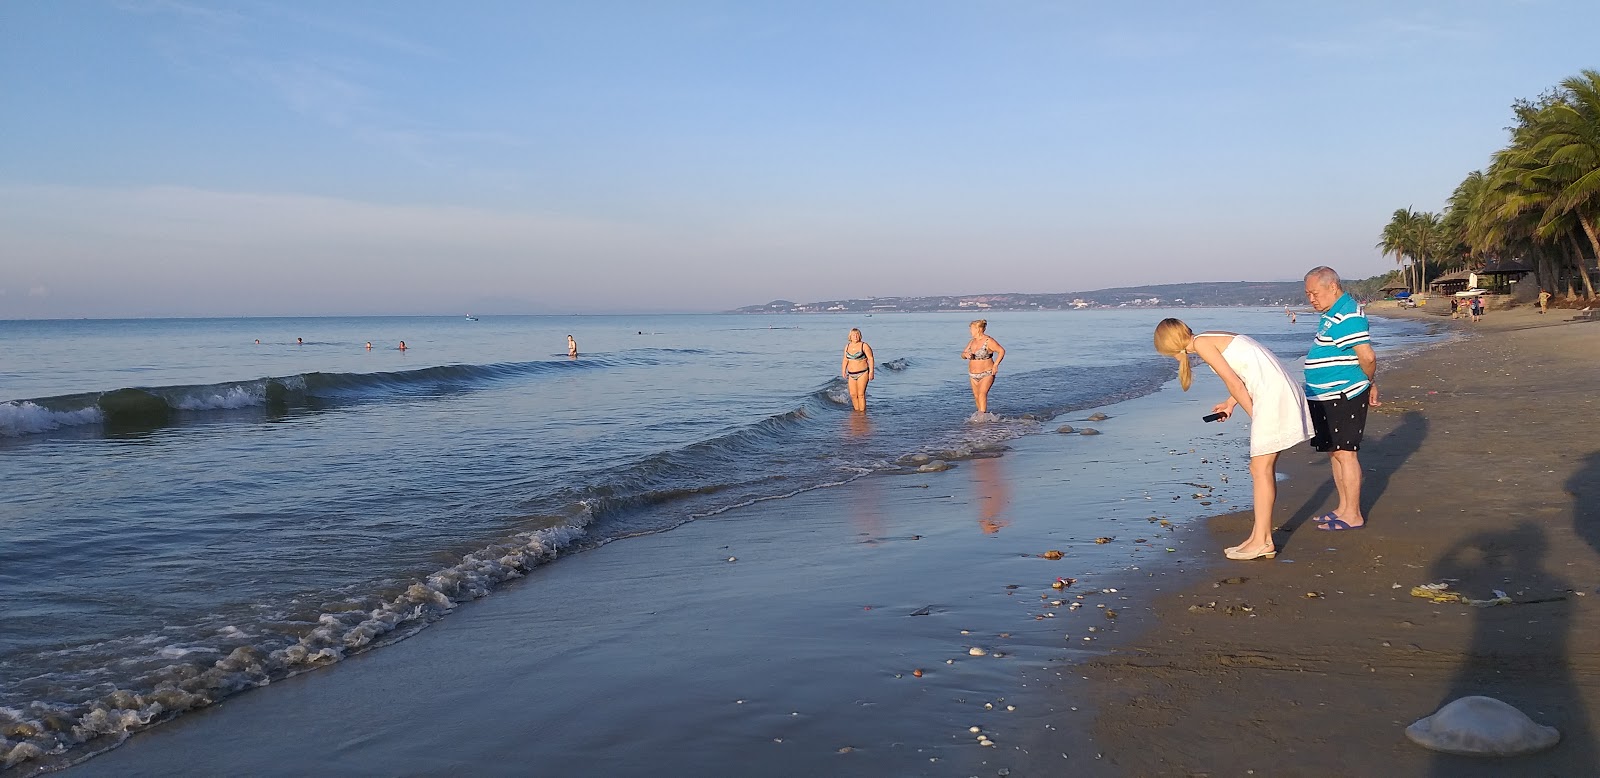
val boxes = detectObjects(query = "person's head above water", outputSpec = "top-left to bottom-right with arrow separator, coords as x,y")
296,337 -> 303,344
1153,318 -> 1197,391
1304,266 -> 1344,313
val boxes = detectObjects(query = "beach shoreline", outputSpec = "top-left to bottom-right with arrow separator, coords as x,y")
1078,305 -> 1600,775
56,343 -> 1270,777
14,310 -> 1460,777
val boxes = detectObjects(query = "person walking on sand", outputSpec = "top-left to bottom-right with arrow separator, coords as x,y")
840,328 -> 876,413
1302,267 -> 1379,532
961,320 -> 1005,419
1539,288 -> 1552,314
567,335 -> 578,358
1155,319 -> 1313,560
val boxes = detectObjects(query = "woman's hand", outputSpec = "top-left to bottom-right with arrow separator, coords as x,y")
1211,399 -> 1236,420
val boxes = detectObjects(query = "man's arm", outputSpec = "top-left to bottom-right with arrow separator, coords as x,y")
1354,342 -> 1378,406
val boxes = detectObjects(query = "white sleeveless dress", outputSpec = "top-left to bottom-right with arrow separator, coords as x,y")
1197,333 -> 1313,457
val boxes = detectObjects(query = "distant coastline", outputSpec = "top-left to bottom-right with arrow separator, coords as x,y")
732,280 -> 1313,313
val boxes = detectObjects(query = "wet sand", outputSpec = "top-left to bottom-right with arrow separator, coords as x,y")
66,367 -> 1260,777
1081,305 -> 1600,775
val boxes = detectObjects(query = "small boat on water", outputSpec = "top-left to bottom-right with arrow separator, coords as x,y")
465,314 -> 479,321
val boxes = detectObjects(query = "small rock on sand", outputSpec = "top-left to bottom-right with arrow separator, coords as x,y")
918,460 -> 950,473
1057,425 -> 1075,434
1087,412 -> 1109,421
1080,428 -> 1101,436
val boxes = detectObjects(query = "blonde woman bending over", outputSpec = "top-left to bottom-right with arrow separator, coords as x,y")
961,320 -> 1005,417
841,328 -> 876,412
1154,318 -> 1313,561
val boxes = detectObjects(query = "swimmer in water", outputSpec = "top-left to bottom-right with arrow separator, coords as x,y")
254,339 -> 260,345
365,342 -> 373,350
297,337 -> 303,346
567,335 -> 578,358
961,319 -> 1005,416
840,327 -> 875,412
398,341 -> 408,351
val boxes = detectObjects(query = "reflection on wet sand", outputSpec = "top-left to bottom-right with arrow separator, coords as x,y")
969,455 -> 1011,534
845,413 -> 884,543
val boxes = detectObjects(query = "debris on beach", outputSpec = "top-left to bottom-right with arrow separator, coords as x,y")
1406,696 -> 1560,757
969,646 -> 988,656
1216,577 -> 1250,586
908,605 -> 935,616
917,460 -> 951,473
1042,550 -> 1064,559
1053,577 -> 1077,589
1094,537 -> 1113,544
1411,583 -> 1513,607
1080,428 -> 1102,436
1087,412 -> 1109,421
913,668 -> 923,677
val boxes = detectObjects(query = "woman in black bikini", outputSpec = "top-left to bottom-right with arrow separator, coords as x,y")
841,328 -> 875,412
961,319 -> 1005,417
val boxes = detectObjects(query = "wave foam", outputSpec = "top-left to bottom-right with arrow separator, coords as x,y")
0,401 -> 103,437
0,512 -> 593,774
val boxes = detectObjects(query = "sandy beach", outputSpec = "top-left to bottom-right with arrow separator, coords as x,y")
1083,304 -> 1600,775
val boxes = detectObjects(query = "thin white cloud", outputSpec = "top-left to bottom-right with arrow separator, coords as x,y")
1283,16 -> 1486,57
114,0 -> 516,170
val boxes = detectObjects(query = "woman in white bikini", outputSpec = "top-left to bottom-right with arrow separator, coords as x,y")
961,320 -> 1005,417
1154,318 -> 1313,561
840,328 -> 875,412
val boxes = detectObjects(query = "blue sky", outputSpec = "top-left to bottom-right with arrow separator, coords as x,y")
1,1 -> 1597,316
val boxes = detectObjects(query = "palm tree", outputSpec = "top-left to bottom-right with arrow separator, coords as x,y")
1377,209 -> 1416,291
1530,69 -> 1600,298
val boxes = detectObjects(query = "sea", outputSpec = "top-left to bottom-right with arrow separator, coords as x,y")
0,308 -> 1440,770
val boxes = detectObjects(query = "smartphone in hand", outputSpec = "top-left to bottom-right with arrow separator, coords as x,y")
1202,412 -> 1227,423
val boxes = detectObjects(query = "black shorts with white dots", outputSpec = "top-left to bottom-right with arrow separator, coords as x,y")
1308,392 -> 1369,452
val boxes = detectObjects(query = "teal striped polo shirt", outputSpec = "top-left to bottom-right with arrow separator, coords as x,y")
1304,292 -> 1371,401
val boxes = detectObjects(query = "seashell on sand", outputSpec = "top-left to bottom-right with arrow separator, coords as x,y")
1405,696 -> 1559,757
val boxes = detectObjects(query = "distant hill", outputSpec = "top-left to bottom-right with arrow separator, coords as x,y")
733,281 -> 1316,314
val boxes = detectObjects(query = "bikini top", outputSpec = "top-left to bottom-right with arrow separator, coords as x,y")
967,339 -> 994,360
845,348 -> 866,360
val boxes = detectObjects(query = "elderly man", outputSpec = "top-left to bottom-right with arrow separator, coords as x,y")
1303,267 -> 1378,530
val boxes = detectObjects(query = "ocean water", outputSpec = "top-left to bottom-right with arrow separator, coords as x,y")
0,309 -> 1438,770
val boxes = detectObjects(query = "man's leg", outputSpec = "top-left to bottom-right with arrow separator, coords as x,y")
1330,449 -> 1365,526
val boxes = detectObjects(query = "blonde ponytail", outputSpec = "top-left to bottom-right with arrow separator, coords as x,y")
1153,318 -> 1196,391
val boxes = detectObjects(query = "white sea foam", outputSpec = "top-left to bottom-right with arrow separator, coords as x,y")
0,513 -> 596,774
0,401 -> 102,437
170,384 -> 264,411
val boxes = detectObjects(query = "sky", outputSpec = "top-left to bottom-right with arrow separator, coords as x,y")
2,1 -> 1598,317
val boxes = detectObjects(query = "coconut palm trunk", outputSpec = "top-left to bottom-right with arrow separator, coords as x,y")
1578,214 -> 1600,299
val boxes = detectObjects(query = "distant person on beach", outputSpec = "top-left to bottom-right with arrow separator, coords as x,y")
961,320 -> 1005,417
568,335 -> 578,358
840,328 -> 876,412
398,341 -> 408,351
1539,288 -> 1552,314
1302,266 -> 1378,532
1155,319 -> 1313,560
